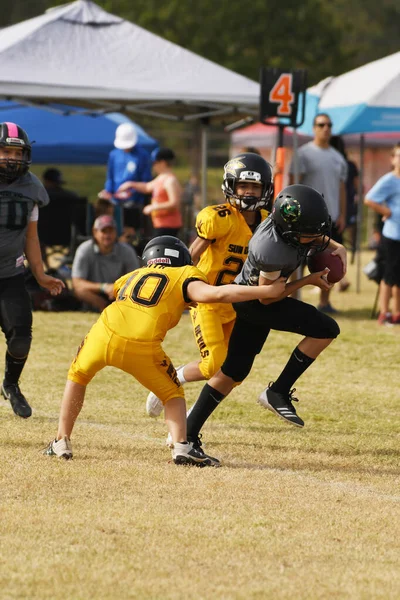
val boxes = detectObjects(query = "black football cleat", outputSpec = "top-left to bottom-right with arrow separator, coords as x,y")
258,383 -> 304,427
1,381 -> 32,418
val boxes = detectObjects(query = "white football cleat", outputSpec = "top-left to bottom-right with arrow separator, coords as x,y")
146,391 -> 164,418
43,436 -> 73,459
171,441 -> 220,467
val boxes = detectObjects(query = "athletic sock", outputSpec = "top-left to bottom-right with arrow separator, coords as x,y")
272,347 -> 315,396
187,384 -> 225,440
4,352 -> 27,385
176,365 -> 187,385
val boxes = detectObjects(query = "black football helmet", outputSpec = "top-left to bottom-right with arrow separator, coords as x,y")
221,152 -> 273,212
0,122 -> 32,183
141,236 -> 192,267
271,184 -> 332,253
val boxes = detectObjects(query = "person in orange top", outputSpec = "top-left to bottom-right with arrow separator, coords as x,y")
118,148 -> 183,237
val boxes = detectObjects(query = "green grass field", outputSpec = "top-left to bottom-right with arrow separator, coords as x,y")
1,253 -> 400,599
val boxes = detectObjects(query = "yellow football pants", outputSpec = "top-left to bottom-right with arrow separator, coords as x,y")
190,306 -> 235,379
68,318 -> 184,404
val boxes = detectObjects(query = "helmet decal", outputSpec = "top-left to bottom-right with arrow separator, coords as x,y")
224,157 -> 245,176
280,197 -> 301,224
147,257 -> 172,265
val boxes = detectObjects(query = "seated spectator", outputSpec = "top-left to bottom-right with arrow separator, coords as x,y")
71,215 -> 140,312
118,148 -> 183,238
38,168 -> 81,250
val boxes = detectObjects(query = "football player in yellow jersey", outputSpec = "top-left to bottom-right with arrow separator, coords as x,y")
146,152 -> 273,418
44,235 -> 285,466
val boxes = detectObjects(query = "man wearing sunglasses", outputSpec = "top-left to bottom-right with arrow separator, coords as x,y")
289,113 -> 348,313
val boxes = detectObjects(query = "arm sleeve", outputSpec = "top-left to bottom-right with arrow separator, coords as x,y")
30,174 -> 50,207
260,269 -> 282,280
195,206 -> 231,241
71,243 -> 90,279
105,153 -> 115,193
30,205 -> 39,222
182,266 -> 208,302
340,157 -> 348,182
366,175 -> 392,205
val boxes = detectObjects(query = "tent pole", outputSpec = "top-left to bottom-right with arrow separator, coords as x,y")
356,133 -> 365,293
201,119 -> 209,208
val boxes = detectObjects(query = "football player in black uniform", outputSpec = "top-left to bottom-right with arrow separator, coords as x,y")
185,184 -> 347,452
0,123 -> 64,418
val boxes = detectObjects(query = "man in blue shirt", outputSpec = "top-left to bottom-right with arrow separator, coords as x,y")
99,123 -> 152,234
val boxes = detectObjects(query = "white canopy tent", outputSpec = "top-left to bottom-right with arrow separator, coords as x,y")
0,0 -> 259,119
0,0 -> 261,204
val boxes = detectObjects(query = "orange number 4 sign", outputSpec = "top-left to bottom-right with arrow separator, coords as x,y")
269,73 -> 294,117
260,67 -> 307,127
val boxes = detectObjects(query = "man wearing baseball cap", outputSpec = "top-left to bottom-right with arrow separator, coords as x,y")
98,123 -> 152,232
71,214 -> 140,312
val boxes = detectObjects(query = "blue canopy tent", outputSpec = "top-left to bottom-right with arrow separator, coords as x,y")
0,101 -> 158,164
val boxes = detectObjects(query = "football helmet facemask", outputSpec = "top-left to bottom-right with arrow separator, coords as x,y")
271,184 -> 332,254
141,236 -> 192,267
221,152 -> 273,212
0,122 -> 32,184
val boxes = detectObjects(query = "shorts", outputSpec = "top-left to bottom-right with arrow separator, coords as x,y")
68,318 -> 184,404
381,236 -> 400,287
190,306 -> 235,380
0,274 -> 32,341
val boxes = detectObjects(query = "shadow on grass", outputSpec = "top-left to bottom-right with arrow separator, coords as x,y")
337,307 -> 376,321
223,460 -> 400,479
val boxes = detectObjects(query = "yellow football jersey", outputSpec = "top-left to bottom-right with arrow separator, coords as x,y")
195,203 -> 267,322
101,264 -> 207,343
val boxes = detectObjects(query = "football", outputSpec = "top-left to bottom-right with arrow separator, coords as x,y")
307,249 -> 344,284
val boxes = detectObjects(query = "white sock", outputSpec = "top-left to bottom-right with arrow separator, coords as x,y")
176,365 -> 187,385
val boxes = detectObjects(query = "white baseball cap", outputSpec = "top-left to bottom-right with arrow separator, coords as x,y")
114,123 -> 138,150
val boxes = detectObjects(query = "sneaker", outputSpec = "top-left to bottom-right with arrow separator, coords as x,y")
258,383 -> 304,427
377,312 -> 393,325
392,313 -> 400,325
1,381 -> 32,418
172,441 -> 220,467
43,436 -> 73,459
146,391 -> 164,418
317,303 -> 338,314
